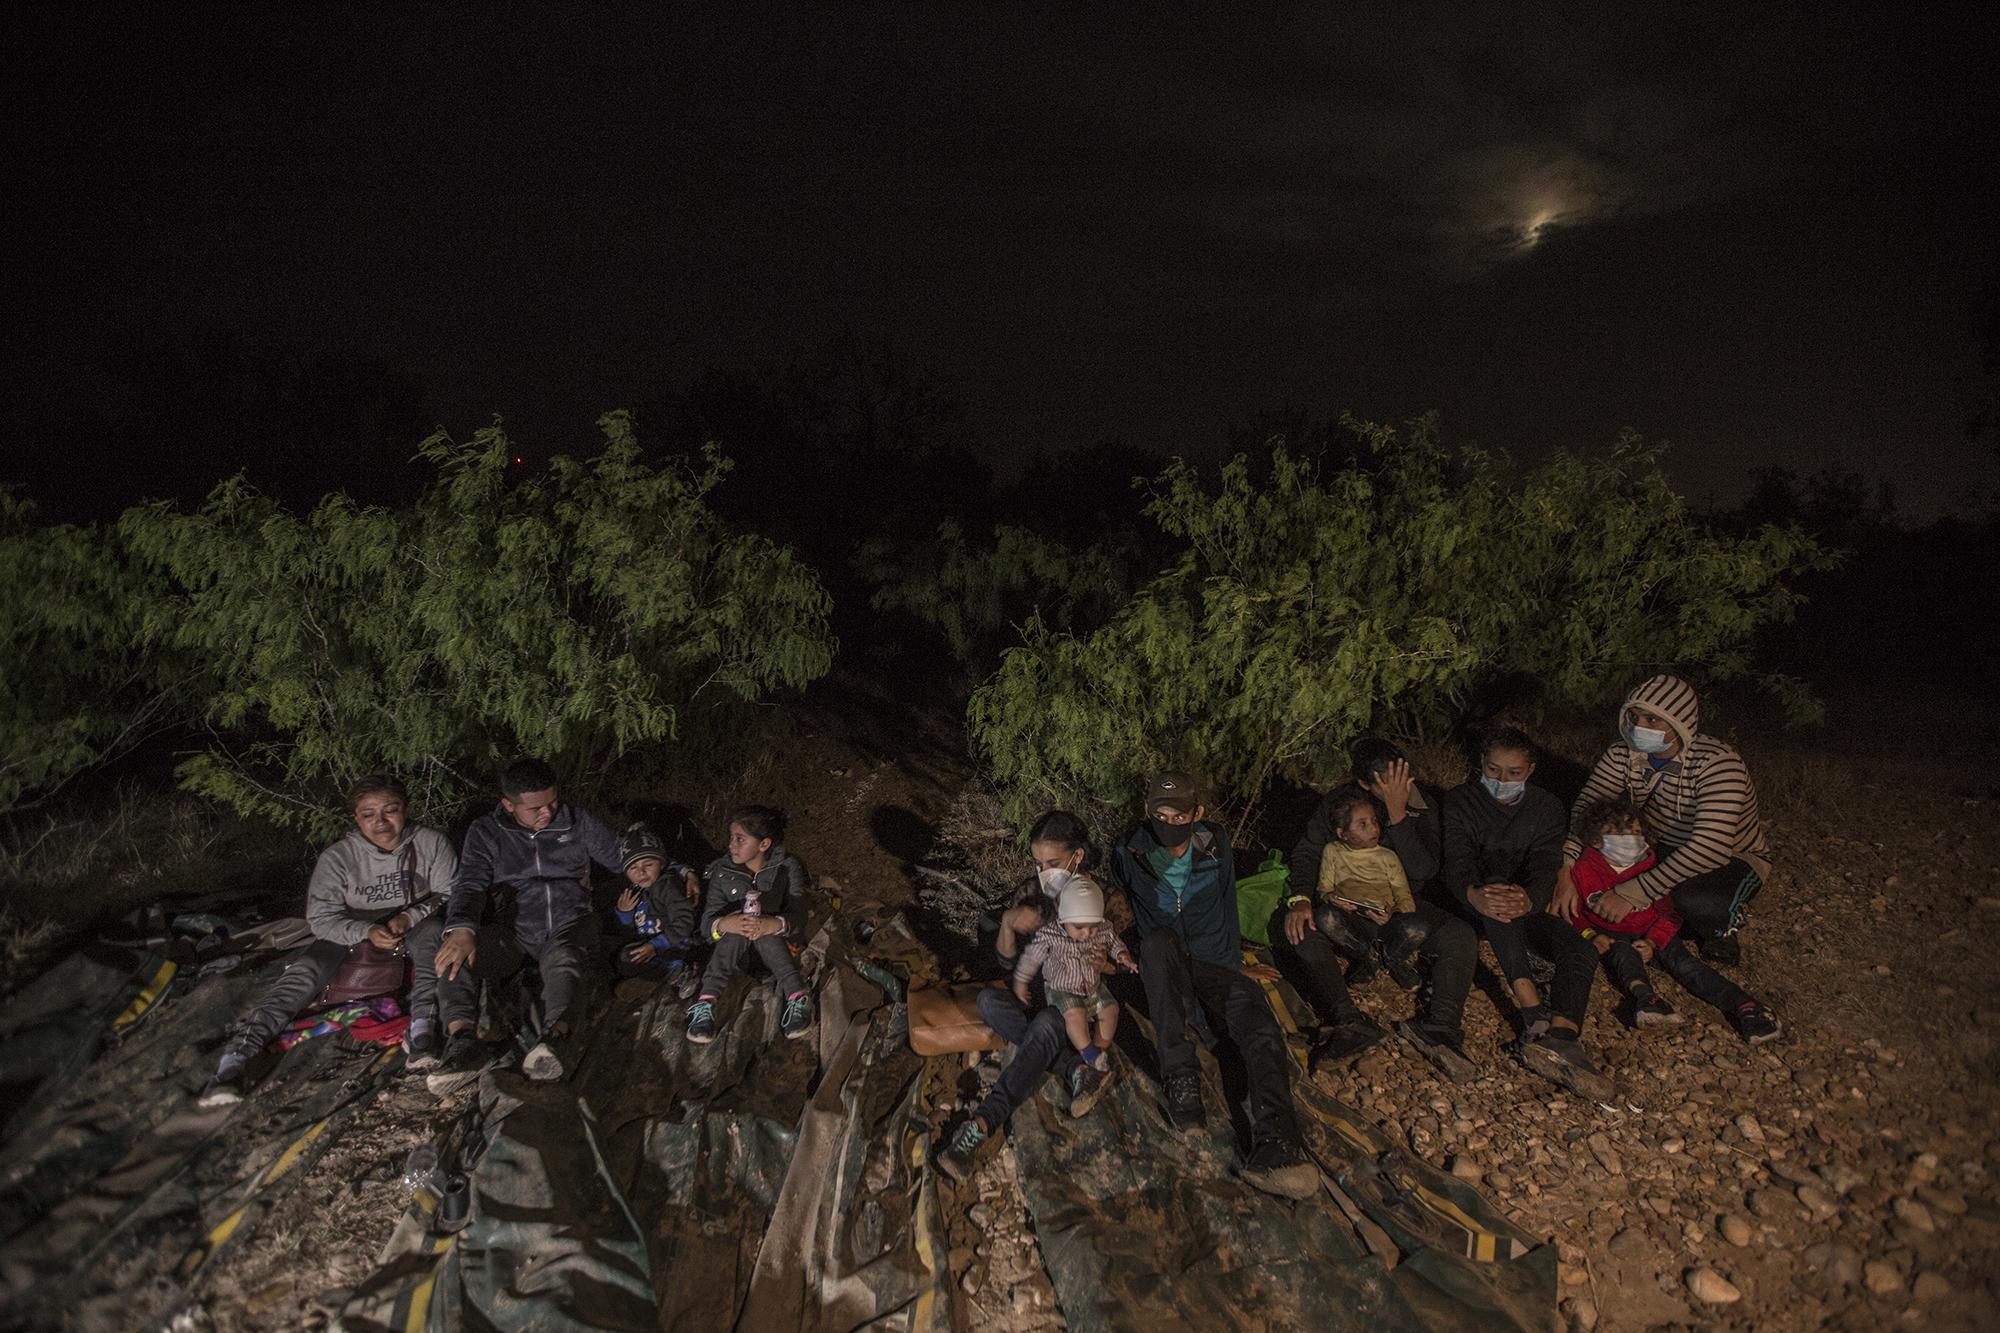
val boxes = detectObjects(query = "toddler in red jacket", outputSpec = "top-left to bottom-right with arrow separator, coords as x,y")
1572,797 -> 1781,1042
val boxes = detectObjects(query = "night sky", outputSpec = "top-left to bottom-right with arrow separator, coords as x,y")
7,6 -> 1996,518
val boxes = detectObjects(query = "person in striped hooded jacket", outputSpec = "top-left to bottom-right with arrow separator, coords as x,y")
1551,674 -> 1771,966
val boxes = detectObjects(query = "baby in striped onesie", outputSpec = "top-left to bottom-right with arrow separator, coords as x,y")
1012,879 -> 1137,1084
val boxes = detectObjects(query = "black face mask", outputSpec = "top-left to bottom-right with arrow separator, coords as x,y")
1150,815 -> 1192,849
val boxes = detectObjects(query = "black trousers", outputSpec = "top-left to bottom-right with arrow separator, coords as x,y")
1664,858 -> 1764,938
1265,903 -> 1365,1027
437,914 -> 597,1034
1604,937 -> 1751,1014
972,986 -> 1076,1130
1265,902 -> 1478,1031
1139,928 -> 1301,1146
1478,910 -> 1597,1027
699,930 -> 803,999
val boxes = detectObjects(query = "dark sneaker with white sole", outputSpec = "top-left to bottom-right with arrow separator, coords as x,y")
521,1029 -> 570,1081
1519,1034 -> 1614,1102
1309,1018 -> 1386,1072
425,1031 -> 491,1096
780,992 -> 814,1040
686,999 -> 717,1045
1628,991 -> 1683,1028
1699,933 -> 1741,966
1394,1019 -> 1476,1083
936,1116 -> 991,1184
1240,1137 -> 1319,1200
1163,1072 -> 1205,1131
1735,1002 -> 1782,1045
1068,1060 -> 1113,1118
405,1027 -> 442,1071
199,1067 -> 250,1109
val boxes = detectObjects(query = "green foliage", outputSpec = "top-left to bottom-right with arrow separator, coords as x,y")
0,493 -> 180,815
859,521 -> 1132,666
117,412 -> 835,839
970,416 -> 1834,829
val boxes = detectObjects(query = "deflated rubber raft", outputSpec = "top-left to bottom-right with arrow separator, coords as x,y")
338,915 -> 1550,1331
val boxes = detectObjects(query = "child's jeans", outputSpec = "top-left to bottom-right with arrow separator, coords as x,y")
700,930 -> 803,998
1604,937 -> 1751,1014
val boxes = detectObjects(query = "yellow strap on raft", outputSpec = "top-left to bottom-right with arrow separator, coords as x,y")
111,959 -> 178,1032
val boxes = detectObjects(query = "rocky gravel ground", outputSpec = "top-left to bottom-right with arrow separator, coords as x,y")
921,740 -> 2000,1331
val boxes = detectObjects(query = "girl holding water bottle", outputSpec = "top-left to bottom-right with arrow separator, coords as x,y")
685,806 -> 815,1044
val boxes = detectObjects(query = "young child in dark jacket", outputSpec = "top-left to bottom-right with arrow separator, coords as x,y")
611,823 -> 701,998
1572,797 -> 1782,1043
685,806 -> 816,1045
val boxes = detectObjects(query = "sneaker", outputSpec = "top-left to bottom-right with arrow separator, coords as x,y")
1699,933 -> 1741,966
521,1029 -> 569,1081
780,991 -> 814,1040
1517,1004 -> 1552,1044
1735,1001 -> 1783,1045
1628,991 -> 1683,1028
405,1027 -> 442,1071
1518,1034 -> 1613,1102
199,1066 -> 249,1109
686,999 -> 717,1045
668,963 -> 701,1001
1240,1137 -> 1319,1201
1309,1017 -> 1386,1072
1163,1072 -> 1205,1131
425,1030 -> 490,1096
936,1116 -> 990,1184
1069,1060 -> 1113,1118
1343,956 -> 1380,986
1394,1019 -> 1476,1084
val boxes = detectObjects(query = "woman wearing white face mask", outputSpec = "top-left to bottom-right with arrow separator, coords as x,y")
1551,675 -> 1772,966
944,812 -> 1128,1181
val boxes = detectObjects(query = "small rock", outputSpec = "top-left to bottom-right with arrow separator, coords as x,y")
1687,1267 -> 1741,1304
1736,1114 -> 1766,1143
1608,1228 -> 1649,1261
1720,1214 -> 1753,1246
1749,1188 -> 1794,1221
1797,1184 -> 1839,1218
1770,1158 -> 1820,1188
1449,1156 -> 1483,1185
1893,1197 -> 1937,1233
1822,1163 -> 1865,1196
1561,1296 -> 1599,1331
1912,1270 -> 1951,1302
1916,1185 -> 1966,1215
1803,1242 -> 1861,1287
1662,1136 -> 1684,1154
1587,1133 -> 1622,1175
1863,1259 -> 1904,1296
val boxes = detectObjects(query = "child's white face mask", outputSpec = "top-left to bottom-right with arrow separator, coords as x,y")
1601,833 -> 1649,867
1037,866 -> 1074,898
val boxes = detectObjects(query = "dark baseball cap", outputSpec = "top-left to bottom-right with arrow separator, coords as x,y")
1145,772 -> 1201,814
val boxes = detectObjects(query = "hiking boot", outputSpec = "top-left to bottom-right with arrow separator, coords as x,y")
425,1030 -> 490,1096
1628,990 -> 1683,1028
1517,1004 -> 1552,1044
1343,955 -> 1380,986
1163,1072 -> 1205,1131
686,999 -> 718,1045
1394,1018 -> 1476,1084
404,1027 -> 442,1071
521,1028 -> 570,1082
936,1116 -> 991,1184
1735,1001 -> 1783,1045
1518,1033 -> 1613,1102
1309,1017 -> 1386,1072
1069,1059 -> 1113,1118
1699,933 -> 1741,966
1240,1137 -> 1319,1201
780,991 -> 815,1040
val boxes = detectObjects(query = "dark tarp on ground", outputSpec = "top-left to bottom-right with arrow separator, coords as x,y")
338,915 -> 953,1333
1007,961 -> 1553,1333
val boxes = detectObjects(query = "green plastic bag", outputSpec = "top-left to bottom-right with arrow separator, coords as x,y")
1235,849 -> 1290,946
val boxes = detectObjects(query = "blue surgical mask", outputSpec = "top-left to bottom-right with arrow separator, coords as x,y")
1480,776 -> 1525,803
1601,833 -> 1648,866
1624,722 -> 1671,754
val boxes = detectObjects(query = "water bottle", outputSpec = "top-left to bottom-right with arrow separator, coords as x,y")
402,1144 -> 440,1193
743,889 -> 762,918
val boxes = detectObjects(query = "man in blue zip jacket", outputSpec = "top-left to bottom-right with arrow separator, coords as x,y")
428,756 -> 623,1089
1108,773 -> 1318,1200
